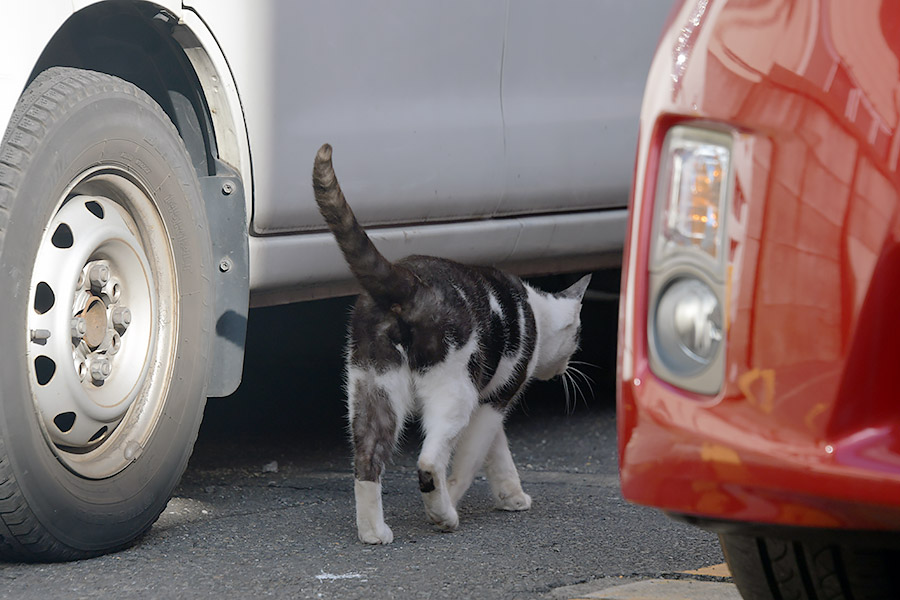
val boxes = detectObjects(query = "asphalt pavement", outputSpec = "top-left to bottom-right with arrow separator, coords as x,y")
0,278 -> 743,599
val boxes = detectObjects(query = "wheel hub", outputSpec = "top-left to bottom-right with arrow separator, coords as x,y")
80,295 -> 108,349
27,194 -> 158,457
74,265 -> 132,384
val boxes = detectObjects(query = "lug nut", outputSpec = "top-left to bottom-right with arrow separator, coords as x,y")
111,306 -> 132,332
107,332 -> 122,355
107,279 -> 121,303
71,316 -> 87,340
89,357 -> 112,382
89,263 -> 110,292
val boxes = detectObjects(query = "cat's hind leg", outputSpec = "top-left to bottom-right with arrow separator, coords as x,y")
485,426 -> 532,511
447,404 -> 504,507
348,365 -> 412,544
415,366 -> 479,532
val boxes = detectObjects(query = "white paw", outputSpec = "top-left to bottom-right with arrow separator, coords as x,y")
357,522 -> 394,544
425,505 -> 459,531
496,491 -> 532,511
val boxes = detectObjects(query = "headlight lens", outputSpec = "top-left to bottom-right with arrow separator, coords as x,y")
654,127 -> 731,267
654,278 -> 723,376
648,125 -> 732,395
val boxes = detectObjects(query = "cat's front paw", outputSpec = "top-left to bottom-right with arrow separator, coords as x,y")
495,490 -> 532,512
425,505 -> 459,532
358,522 -> 394,544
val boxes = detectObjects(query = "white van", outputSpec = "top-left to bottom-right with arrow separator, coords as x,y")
0,0 -> 667,560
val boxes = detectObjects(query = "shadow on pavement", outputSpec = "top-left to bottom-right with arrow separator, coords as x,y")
193,269 -> 621,468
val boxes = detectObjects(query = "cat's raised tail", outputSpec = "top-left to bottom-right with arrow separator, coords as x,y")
312,144 -> 416,308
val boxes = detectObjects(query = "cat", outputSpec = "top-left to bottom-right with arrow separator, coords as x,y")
311,143 -> 590,544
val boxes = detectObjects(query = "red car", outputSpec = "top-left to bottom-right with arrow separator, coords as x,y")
618,1 -> 900,597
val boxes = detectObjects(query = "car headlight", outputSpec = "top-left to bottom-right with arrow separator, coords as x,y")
654,126 -> 731,267
648,126 -> 731,395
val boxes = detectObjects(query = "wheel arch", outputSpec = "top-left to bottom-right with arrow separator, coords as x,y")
26,2 -> 250,397
32,3 -> 210,175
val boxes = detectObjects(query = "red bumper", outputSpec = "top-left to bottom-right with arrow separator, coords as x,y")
618,0 -> 900,531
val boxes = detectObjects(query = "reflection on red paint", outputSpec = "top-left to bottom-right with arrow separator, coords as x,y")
671,0 -> 713,101
620,0 -> 900,529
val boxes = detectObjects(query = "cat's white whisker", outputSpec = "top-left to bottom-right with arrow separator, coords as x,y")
569,375 -> 578,415
571,373 -> 581,414
560,365 -> 593,411
569,359 -> 599,370
568,366 -> 595,399
560,371 -> 571,414
569,371 -> 586,411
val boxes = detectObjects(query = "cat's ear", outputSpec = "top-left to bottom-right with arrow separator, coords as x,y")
558,274 -> 592,301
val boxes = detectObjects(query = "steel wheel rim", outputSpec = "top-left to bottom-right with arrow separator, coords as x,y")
26,167 -> 178,479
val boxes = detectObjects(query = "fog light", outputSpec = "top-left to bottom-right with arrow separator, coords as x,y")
654,278 -> 722,376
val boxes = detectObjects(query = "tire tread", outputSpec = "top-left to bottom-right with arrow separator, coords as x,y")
0,66 -> 196,562
722,533 -> 900,600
